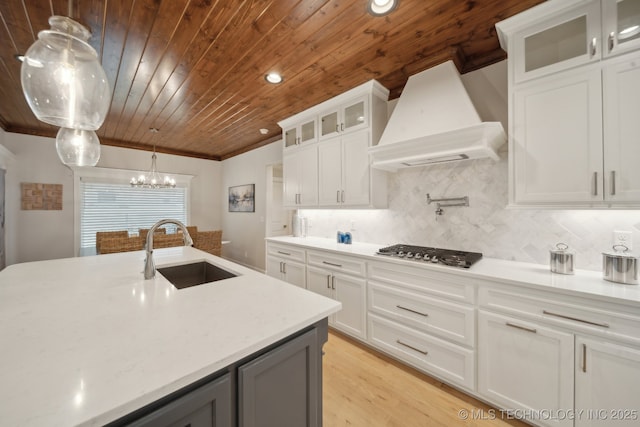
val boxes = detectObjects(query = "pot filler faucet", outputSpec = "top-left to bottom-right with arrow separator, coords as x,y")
144,219 -> 193,279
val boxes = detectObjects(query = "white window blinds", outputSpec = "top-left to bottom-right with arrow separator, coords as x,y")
80,182 -> 187,252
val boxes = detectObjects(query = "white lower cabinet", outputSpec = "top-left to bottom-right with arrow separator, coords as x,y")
265,242 -> 306,288
266,256 -> 305,288
265,239 -> 640,427
575,336 -> 640,427
478,310 -> 575,427
368,313 -> 475,390
306,250 -> 367,340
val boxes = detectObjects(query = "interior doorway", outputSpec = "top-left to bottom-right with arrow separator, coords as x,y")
265,164 -> 292,238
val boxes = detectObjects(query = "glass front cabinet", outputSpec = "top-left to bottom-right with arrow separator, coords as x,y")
283,117 -> 317,149
319,95 -> 369,140
504,0 -> 640,83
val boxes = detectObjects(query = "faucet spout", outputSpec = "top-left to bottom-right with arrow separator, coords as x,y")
144,219 -> 193,279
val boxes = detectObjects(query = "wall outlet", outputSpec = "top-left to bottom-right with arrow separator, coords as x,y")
350,220 -> 356,231
613,230 -> 633,251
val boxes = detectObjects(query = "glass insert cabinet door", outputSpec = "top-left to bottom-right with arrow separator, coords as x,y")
320,97 -> 368,139
300,119 -> 316,143
514,1 -> 600,82
604,0 -> 640,56
320,111 -> 339,138
343,100 -> 366,131
284,127 -> 298,148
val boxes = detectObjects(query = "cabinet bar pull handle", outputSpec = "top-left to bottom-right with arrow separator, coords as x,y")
542,310 -> 609,328
593,172 -> 598,196
608,31 -> 615,52
277,251 -> 291,256
331,276 -> 336,290
327,274 -> 331,289
279,261 -> 283,273
282,262 -> 286,274
506,322 -> 537,334
611,170 -> 616,196
337,190 -> 341,203
582,343 -> 587,373
590,37 -> 597,57
341,190 -> 345,203
335,124 -> 339,133
396,339 -> 428,355
396,305 -> 429,317
322,261 -> 342,267
341,123 -> 344,131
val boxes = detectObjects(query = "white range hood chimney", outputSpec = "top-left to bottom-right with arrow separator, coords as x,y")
369,61 -> 506,172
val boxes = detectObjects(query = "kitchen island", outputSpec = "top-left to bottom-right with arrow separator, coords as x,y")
0,246 -> 341,426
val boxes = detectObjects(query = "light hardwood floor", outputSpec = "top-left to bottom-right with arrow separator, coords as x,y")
323,330 -> 529,427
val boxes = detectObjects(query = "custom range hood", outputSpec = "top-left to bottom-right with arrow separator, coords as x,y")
369,61 -> 506,172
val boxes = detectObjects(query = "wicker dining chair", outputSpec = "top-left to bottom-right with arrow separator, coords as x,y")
152,234 -> 188,249
99,236 -> 145,254
138,227 -> 168,240
96,230 -> 129,254
193,230 -> 223,256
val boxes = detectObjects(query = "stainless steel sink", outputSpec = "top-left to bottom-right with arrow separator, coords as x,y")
157,261 -> 237,289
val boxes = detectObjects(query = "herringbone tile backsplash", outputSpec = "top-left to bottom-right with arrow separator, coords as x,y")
300,153 -> 640,272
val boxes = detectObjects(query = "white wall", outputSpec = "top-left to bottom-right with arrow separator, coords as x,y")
221,141 -> 283,272
1,130 -> 221,265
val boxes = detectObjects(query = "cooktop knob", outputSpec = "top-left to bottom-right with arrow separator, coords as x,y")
431,256 -> 439,263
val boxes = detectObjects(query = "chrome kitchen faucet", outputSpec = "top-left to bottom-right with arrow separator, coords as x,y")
144,219 -> 193,279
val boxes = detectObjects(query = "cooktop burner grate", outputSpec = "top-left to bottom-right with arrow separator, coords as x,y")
376,244 -> 482,268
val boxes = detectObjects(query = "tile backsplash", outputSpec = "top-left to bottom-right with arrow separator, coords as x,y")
300,152 -> 640,271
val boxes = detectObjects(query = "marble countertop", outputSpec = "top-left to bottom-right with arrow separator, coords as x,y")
267,236 -> 640,307
0,247 -> 341,426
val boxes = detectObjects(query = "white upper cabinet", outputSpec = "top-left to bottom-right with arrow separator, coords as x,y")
497,0 -> 640,208
500,0 -> 640,84
509,1 -> 601,83
318,130 -> 378,207
279,80 -> 389,209
283,144 -> 318,208
512,66 -> 604,204
319,95 -> 369,140
602,52 -> 640,202
283,117 -> 317,149
603,0 -> 640,58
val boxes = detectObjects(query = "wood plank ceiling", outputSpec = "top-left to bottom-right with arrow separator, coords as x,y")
0,0 -> 543,161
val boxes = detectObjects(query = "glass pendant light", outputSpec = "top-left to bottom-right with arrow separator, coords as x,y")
21,16 -> 110,130
55,127 -> 101,167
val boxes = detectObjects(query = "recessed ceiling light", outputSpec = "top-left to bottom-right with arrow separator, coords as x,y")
259,128 -> 269,135
367,0 -> 398,16
265,72 -> 283,84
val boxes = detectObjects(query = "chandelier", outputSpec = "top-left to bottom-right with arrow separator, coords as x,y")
20,15 -> 110,167
130,139 -> 176,188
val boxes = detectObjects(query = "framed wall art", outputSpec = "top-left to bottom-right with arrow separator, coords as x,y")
228,184 -> 255,212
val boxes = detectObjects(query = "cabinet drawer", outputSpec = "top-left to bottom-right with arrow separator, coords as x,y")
368,282 -> 474,347
267,243 -> 306,263
479,284 -> 640,345
368,313 -> 474,391
307,250 -> 366,277
368,260 -> 475,303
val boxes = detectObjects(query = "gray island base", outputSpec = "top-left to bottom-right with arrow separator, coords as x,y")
109,319 -> 327,427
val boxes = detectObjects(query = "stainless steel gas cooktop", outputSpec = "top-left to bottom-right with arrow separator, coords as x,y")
376,244 -> 483,268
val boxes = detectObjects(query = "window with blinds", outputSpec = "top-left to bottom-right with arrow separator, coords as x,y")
80,182 -> 187,254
